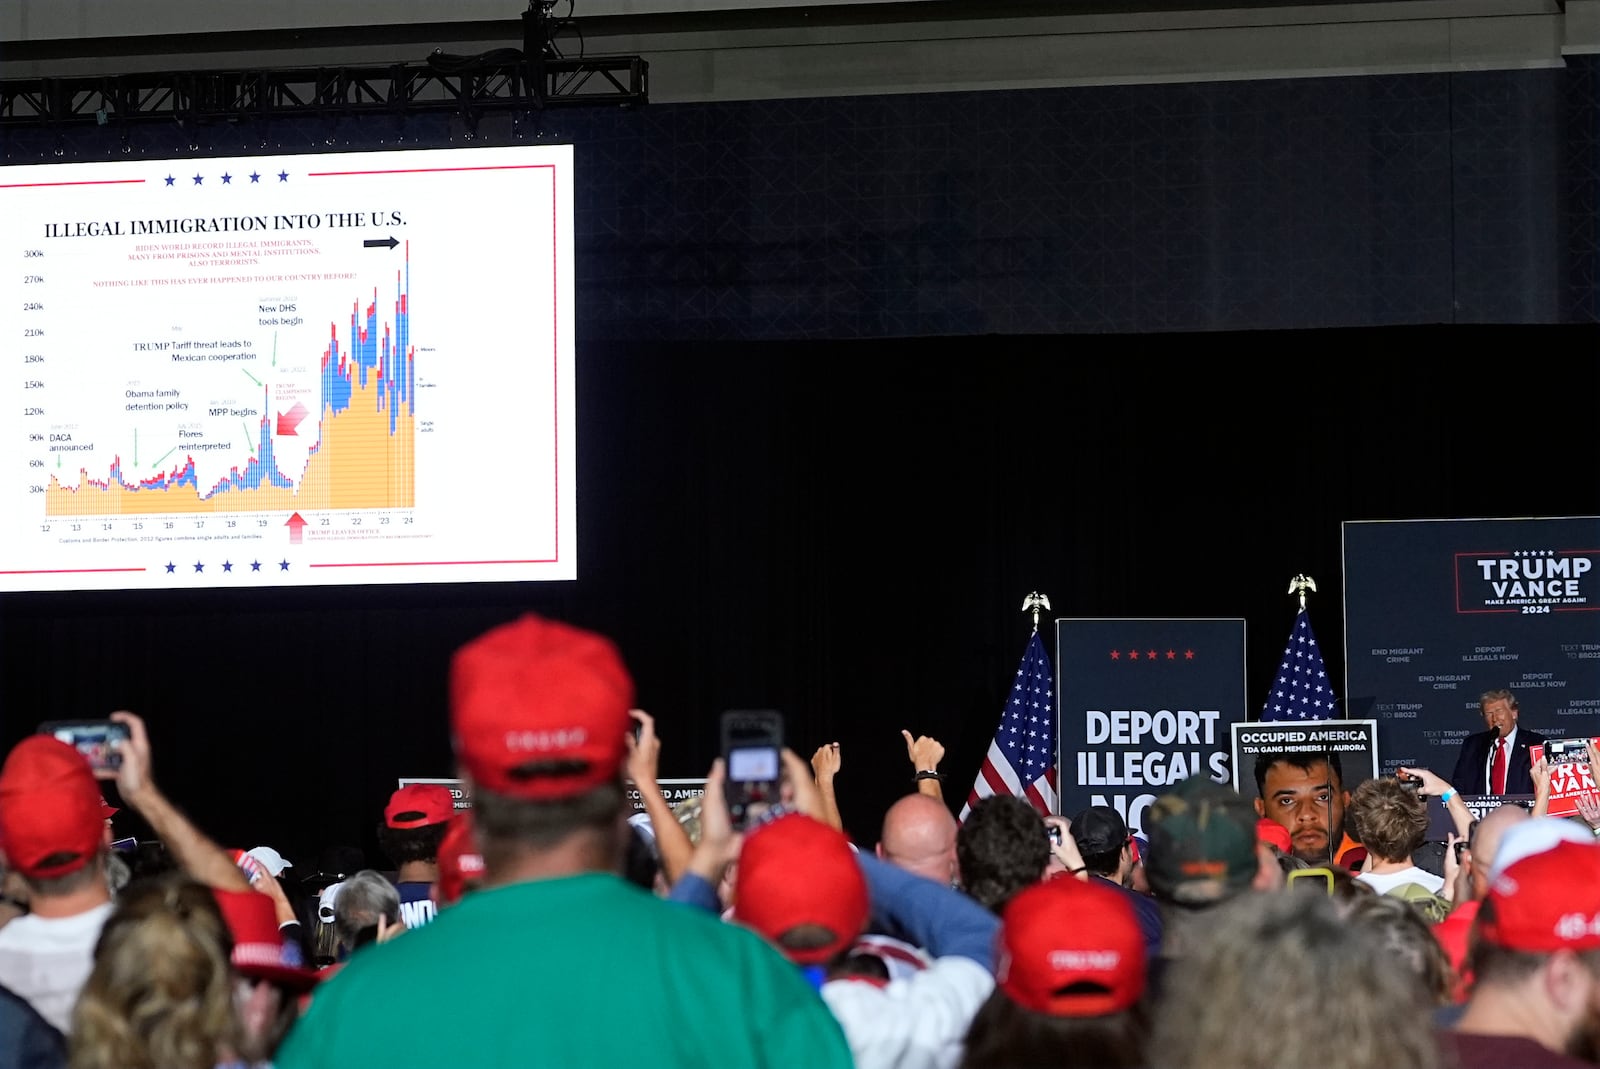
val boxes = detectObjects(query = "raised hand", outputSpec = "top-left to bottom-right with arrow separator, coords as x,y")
901,730 -> 945,772
1575,792 -> 1600,831
699,758 -> 741,867
779,748 -> 825,821
1443,832 -> 1465,904
376,914 -> 406,944
1397,766 -> 1449,797
624,709 -> 661,786
1043,814 -> 1086,879
810,743 -> 844,831
108,710 -> 154,803
251,868 -> 300,926
1531,756 -> 1552,801
811,742 -> 842,782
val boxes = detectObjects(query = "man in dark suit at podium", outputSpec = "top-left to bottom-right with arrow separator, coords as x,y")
1451,688 -> 1546,796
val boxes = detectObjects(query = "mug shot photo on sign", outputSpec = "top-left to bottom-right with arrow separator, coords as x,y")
1232,720 -> 1379,865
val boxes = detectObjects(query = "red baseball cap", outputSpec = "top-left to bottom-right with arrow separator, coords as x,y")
212,889 -> 321,993
1480,840 -> 1600,952
385,784 -> 455,829
996,877 -> 1146,1016
1256,818 -> 1292,855
434,812 -> 485,906
449,615 -> 634,801
100,797 -> 120,819
734,814 -> 868,965
0,737 -> 106,880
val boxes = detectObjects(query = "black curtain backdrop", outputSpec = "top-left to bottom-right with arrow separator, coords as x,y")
3,328 -> 1597,868
7,59 -> 1599,335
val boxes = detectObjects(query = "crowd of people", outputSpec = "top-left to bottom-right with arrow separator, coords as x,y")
0,617 -> 1595,1069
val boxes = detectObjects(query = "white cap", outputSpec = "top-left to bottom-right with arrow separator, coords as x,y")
1487,817 -> 1594,883
245,846 -> 292,877
317,881 -> 343,925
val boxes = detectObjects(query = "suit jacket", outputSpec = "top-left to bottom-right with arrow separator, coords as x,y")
1451,727 -> 1547,796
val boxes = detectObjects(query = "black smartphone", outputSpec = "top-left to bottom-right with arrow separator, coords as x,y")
721,709 -> 783,829
1047,825 -> 1064,847
1398,772 -> 1423,792
37,719 -> 130,773
1454,841 -> 1468,863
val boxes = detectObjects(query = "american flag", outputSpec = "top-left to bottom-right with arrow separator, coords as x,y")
962,631 -> 1057,820
1259,607 -> 1338,721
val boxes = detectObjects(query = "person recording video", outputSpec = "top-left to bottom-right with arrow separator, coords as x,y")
1449,689 -> 1545,796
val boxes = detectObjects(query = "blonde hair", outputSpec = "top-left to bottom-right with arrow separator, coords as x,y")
1348,778 -> 1428,863
70,875 -> 239,1069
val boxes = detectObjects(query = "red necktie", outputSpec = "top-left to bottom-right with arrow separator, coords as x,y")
1491,736 -> 1508,795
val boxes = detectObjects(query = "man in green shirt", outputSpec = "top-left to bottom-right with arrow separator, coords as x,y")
277,614 -> 851,1069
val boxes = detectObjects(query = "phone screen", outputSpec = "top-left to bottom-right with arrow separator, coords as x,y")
728,746 -> 779,782
721,710 -> 784,829
39,720 -> 129,773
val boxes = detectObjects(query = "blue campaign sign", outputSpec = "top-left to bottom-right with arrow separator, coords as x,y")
1055,618 -> 1247,837
1344,517 -> 1600,780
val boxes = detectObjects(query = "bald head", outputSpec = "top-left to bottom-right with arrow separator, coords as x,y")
876,794 -> 958,885
1469,804 -> 1529,901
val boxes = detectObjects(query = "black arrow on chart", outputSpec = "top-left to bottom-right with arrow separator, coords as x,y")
363,236 -> 399,250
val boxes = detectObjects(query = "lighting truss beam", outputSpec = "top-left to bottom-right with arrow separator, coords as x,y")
0,56 -> 647,128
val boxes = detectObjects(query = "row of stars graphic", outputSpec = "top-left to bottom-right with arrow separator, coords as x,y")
1108,649 -> 1196,660
163,172 -> 290,186
1510,549 -> 1558,557
164,560 -> 291,573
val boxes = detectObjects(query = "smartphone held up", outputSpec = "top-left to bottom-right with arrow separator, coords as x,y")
37,719 -> 130,774
722,709 -> 783,830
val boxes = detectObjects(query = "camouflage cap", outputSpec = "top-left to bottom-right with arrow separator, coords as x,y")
1144,775 -> 1260,906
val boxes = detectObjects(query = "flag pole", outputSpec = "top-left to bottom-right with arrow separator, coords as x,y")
962,592 -> 1058,821
1259,574 -> 1338,723
1285,573 -> 1334,864
1022,591 -> 1055,817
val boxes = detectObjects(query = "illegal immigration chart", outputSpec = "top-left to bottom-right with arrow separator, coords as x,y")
1,145 -> 575,590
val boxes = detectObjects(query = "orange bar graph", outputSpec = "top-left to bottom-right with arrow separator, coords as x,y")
43,375 -> 414,516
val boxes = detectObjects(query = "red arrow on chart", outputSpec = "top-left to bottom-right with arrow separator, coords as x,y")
285,512 -> 307,544
276,402 -> 309,436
